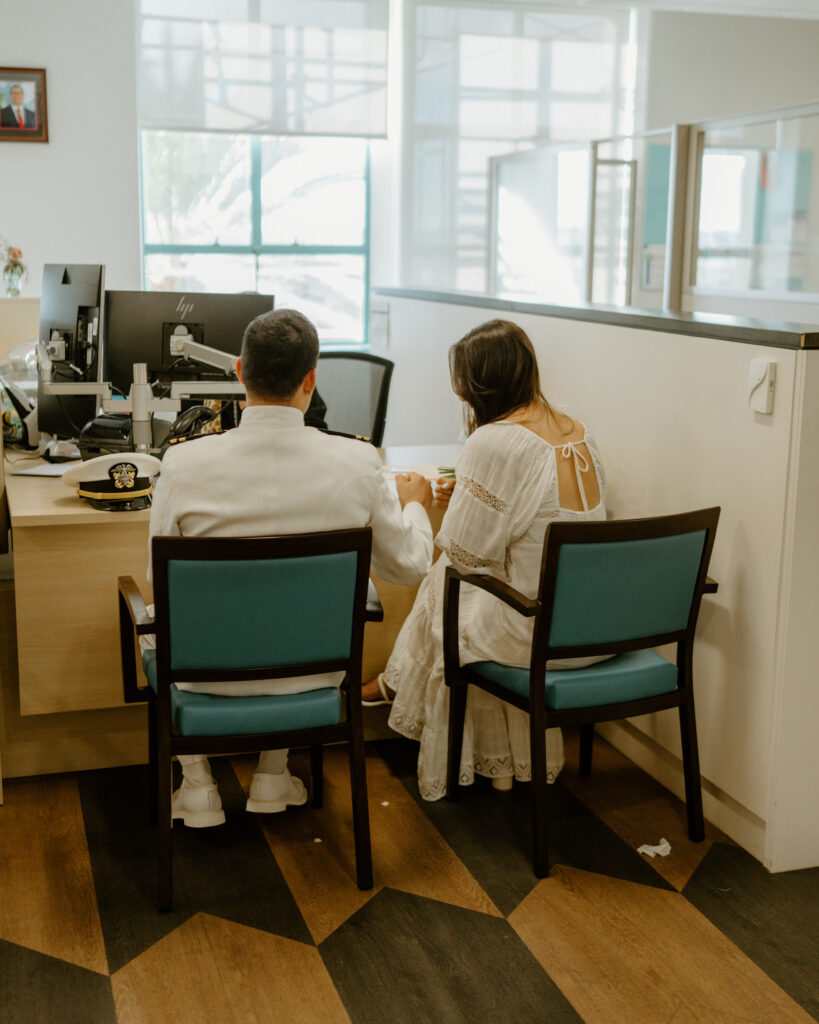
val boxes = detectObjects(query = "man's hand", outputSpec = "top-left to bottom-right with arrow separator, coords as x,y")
433,477 -> 455,510
396,471 -> 433,512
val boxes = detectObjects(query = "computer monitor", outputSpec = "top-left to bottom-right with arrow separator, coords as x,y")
103,291 -> 275,397
36,263 -> 105,439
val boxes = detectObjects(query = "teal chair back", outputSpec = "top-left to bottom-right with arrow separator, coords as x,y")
543,528 -> 709,653
152,531 -> 371,686
164,551 -> 359,674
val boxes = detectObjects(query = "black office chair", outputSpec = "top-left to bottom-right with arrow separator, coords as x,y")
443,508 -> 720,878
315,352 -> 394,447
118,528 -> 381,911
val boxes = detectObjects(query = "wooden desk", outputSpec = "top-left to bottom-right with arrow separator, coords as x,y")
0,445 -> 458,778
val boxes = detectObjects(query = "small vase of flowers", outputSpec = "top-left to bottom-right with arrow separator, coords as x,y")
3,242 -> 26,297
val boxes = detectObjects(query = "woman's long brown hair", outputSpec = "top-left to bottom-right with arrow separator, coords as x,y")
449,319 -> 549,435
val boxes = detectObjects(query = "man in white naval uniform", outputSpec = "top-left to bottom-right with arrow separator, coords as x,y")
148,308 -> 433,827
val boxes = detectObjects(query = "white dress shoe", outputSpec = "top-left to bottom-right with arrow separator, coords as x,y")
172,780 -> 226,828
246,771 -> 308,814
491,776 -> 514,792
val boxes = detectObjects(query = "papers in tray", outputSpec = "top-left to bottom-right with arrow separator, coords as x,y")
8,462 -> 72,477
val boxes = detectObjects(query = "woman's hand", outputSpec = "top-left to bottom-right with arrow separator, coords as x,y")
433,477 -> 455,510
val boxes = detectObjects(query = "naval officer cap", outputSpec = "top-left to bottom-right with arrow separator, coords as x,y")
63,453 -> 162,511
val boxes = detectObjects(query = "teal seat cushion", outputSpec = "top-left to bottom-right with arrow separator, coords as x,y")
142,650 -> 342,737
467,649 -> 678,711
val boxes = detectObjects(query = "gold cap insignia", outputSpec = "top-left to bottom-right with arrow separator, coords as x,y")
109,462 -> 137,490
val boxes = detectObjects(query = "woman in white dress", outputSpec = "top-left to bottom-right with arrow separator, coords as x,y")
361,319 -> 606,800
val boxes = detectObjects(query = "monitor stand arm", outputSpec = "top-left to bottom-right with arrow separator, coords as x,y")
38,347 -> 179,453
165,327 -> 245,400
38,334 -> 245,453
168,326 -> 238,376
102,363 -> 180,451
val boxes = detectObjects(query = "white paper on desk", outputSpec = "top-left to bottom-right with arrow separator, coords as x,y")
637,837 -> 671,858
381,465 -> 440,480
8,462 -> 71,477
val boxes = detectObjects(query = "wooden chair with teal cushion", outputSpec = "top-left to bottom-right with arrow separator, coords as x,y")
118,528 -> 375,911
443,507 -> 720,877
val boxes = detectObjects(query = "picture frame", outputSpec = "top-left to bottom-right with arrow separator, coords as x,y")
0,68 -> 48,143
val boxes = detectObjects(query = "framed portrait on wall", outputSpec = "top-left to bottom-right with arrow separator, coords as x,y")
0,68 -> 48,143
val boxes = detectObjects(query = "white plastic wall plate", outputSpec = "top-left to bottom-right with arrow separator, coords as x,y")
748,358 -> 776,415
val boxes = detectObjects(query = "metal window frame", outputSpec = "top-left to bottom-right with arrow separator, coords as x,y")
140,134 -> 372,347
683,100 -> 819,306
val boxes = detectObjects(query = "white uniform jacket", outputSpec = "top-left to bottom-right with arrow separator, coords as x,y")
146,403 -> 433,694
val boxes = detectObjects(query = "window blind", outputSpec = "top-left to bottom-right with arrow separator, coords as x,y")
139,0 -> 389,137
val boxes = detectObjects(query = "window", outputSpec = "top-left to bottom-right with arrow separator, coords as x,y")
694,111 -> 819,297
402,2 -> 631,291
141,132 -> 370,346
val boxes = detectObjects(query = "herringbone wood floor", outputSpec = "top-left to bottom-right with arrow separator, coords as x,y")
0,731 -> 817,1024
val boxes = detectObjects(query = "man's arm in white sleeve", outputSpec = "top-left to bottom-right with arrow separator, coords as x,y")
366,470 -> 433,584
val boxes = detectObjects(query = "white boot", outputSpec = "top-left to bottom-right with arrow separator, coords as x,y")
246,771 -> 308,814
172,779 -> 226,827
173,756 -> 225,827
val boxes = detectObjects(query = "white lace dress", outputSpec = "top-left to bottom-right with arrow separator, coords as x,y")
386,420 -> 606,801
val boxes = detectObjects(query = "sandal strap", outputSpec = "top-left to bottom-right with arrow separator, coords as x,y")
376,673 -> 391,702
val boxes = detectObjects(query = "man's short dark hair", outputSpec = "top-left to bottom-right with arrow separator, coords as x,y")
240,309 -> 319,399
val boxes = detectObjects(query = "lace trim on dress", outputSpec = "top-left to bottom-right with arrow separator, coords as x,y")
443,539 -> 505,575
389,708 -> 425,741
384,663 -> 426,740
460,476 -> 508,513
418,757 -> 563,802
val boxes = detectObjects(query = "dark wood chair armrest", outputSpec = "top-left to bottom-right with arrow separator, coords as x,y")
118,575 -> 154,704
444,565 -> 540,617
704,576 -> 718,594
365,579 -> 384,622
118,575 -> 156,634
442,566 -> 538,690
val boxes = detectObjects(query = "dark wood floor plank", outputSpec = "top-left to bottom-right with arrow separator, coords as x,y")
561,729 -> 727,891
112,913 -> 351,1024
510,865 -> 815,1024
0,774 -> 108,974
0,938 -> 116,1024
683,843 -> 819,1020
78,759 -> 311,973
320,888 -> 583,1024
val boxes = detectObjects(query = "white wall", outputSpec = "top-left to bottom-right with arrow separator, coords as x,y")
766,350 -> 819,871
376,294 -> 819,871
640,11 -> 819,130
0,0 -> 142,297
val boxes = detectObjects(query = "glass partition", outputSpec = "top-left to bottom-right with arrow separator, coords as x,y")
490,129 -> 672,309
489,102 -> 819,312
694,112 -> 818,295
491,145 -> 590,304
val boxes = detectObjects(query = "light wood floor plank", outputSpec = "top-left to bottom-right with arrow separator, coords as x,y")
562,730 -> 728,890
0,775 -> 108,975
508,866 -> 814,1024
112,913 -> 351,1024
668,1004 -> 762,1024
232,749 -> 500,944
